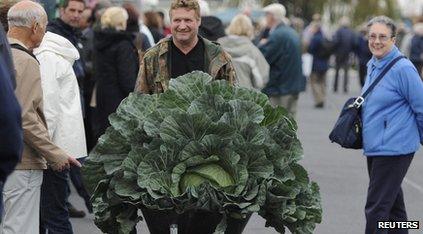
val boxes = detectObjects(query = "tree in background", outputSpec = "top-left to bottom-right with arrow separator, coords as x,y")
352,0 -> 399,25
226,0 -> 399,26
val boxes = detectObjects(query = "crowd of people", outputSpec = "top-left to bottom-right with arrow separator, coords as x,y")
0,0 -> 423,234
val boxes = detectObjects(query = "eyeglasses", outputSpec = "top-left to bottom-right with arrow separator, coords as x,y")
368,34 -> 393,42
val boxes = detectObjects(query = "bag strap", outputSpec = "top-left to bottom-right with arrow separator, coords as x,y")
10,43 -> 39,64
353,55 -> 405,108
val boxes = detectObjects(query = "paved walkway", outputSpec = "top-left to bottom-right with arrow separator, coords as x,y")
70,68 -> 423,233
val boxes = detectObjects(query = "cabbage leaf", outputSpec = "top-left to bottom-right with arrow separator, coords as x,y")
83,71 -> 322,234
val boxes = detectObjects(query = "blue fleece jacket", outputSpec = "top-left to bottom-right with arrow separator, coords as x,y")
361,46 -> 423,156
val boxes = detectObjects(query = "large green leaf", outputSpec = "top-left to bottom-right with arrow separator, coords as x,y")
205,79 -> 235,100
160,113 -> 213,143
137,143 -> 187,197
187,93 -> 231,121
234,144 -> 273,179
188,164 -> 235,188
179,135 -> 230,161
219,100 -> 265,130
82,154 -> 108,193
261,104 -> 290,127
158,71 -> 213,111
233,87 -> 269,108
115,204 -> 139,234
95,128 -> 131,154
109,93 -> 159,142
239,122 -> 268,145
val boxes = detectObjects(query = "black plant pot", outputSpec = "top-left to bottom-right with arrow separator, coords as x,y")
141,207 -> 251,234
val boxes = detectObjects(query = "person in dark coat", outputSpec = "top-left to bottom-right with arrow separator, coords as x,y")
0,22 -> 22,219
93,6 -> 139,139
409,25 -> 423,76
307,23 -> 330,108
333,16 -> 356,93
259,3 -> 305,117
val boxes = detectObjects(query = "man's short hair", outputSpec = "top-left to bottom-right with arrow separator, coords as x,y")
8,1 -> 46,28
60,0 -> 85,9
169,0 -> 200,20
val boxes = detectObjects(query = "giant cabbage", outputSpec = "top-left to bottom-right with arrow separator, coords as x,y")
83,71 -> 322,234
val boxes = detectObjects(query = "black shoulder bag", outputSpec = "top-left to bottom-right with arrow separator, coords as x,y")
329,55 -> 405,149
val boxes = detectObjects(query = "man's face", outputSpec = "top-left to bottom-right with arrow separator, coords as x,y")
368,23 -> 396,59
170,8 -> 200,45
60,1 -> 85,28
265,12 -> 275,28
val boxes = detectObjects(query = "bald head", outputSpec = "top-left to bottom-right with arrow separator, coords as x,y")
7,1 -> 47,49
8,0 -> 47,29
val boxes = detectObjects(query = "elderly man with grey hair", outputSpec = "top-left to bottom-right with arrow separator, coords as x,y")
259,3 -> 305,118
1,1 -> 81,234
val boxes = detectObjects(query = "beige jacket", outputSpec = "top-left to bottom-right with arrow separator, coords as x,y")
9,38 -> 69,170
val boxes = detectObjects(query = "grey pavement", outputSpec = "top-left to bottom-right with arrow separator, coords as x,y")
70,68 -> 423,233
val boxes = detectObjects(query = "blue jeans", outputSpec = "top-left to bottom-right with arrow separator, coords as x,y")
69,158 -> 92,212
40,168 -> 73,234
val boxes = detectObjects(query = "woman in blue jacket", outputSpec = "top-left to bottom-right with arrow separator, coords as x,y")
362,16 -> 423,234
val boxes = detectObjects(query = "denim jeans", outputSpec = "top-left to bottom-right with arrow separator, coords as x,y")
69,158 -> 91,211
40,168 -> 73,234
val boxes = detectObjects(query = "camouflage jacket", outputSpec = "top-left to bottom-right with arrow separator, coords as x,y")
134,36 -> 236,94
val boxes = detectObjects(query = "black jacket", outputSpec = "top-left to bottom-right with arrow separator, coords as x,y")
93,29 -> 139,137
47,18 -> 81,47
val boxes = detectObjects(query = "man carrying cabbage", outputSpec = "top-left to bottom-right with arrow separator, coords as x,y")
134,0 -> 236,94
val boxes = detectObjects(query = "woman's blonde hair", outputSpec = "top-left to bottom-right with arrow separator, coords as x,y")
101,7 -> 128,30
226,14 -> 254,38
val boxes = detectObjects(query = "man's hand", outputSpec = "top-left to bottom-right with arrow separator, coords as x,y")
259,38 -> 268,45
51,156 -> 82,171
68,156 -> 82,168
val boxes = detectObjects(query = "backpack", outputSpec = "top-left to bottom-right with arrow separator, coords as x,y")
317,37 -> 334,59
